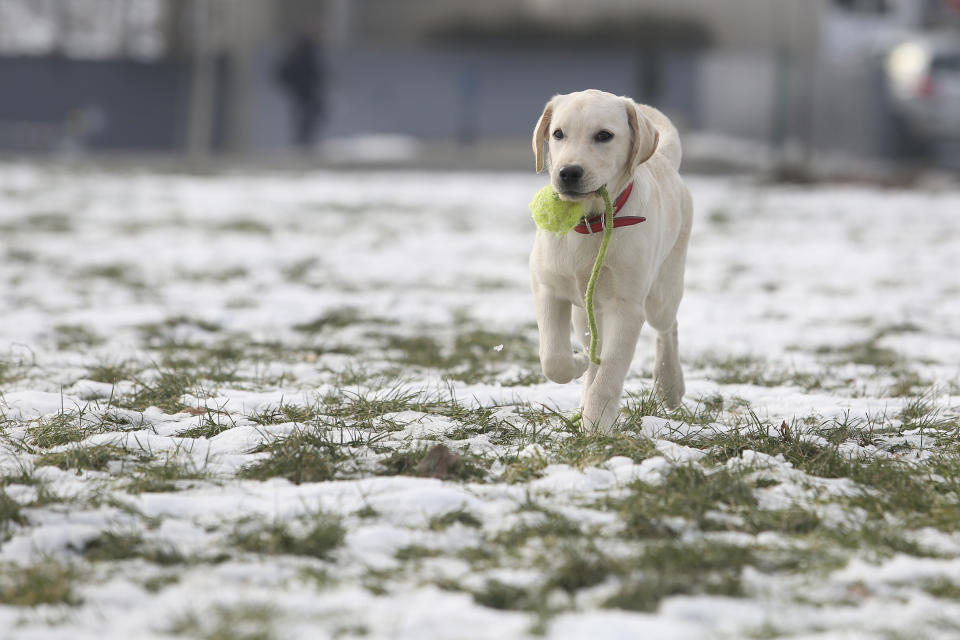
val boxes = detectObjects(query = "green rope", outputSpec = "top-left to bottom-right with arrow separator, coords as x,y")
585,186 -> 614,365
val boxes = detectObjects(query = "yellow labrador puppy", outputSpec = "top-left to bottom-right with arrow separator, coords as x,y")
530,89 -> 693,432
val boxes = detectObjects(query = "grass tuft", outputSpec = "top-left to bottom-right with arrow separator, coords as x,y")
35,445 -> 127,473
170,603 -> 276,640
78,530 -> 184,565
231,516 -> 345,559
0,489 -> 27,540
239,425 -> 349,484
377,444 -> 487,481
121,370 -> 195,414
605,541 -> 751,612
0,562 -> 79,606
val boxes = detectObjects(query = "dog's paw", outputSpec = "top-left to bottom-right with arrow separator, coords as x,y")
580,404 -> 617,435
653,372 -> 685,409
654,381 -> 684,410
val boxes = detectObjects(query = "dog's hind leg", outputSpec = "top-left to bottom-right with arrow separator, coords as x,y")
645,241 -> 688,409
652,323 -> 684,408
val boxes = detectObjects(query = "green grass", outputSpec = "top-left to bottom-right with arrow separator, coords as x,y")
616,465 -> 758,538
816,335 -> 902,368
845,456 -> 960,535
376,445 -> 487,481
27,410 -> 86,448
0,489 -> 26,540
887,370 -> 932,397
171,604 -> 276,640
140,571 -> 180,593
0,469 -> 62,508
294,308 -> 366,333
237,388 -> 504,484
177,409 -> 238,439
4,212 -> 72,233
921,578 -> 960,600
216,219 -> 272,234
395,545 -> 442,561
35,444 -> 127,473
429,508 -> 482,531
899,392 -> 957,432
499,454 -> 549,483
472,579 -> 541,611
495,508 -> 582,550
696,354 -> 819,389
247,403 -> 315,426
622,390 -> 730,428
0,562 -> 79,606
138,316 -> 223,340
25,406 -> 136,449
231,516 -> 345,559
141,572 -> 181,593
160,343 -> 242,384
124,458 -> 209,493
681,412 -> 867,479
376,326 -> 539,384
120,369 -> 195,414
545,544 -> 620,595
553,431 -> 658,468
86,361 -> 138,385
239,425 -> 352,484
77,263 -> 145,289
0,359 -> 13,385
53,324 -> 104,350
8,165 -> 960,639
464,538 -> 755,620
605,541 -> 752,612
78,531 -> 184,565
331,624 -> 370,638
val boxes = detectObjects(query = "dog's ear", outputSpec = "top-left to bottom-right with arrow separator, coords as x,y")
625,99 -> 659,169
532,98 -> 554,174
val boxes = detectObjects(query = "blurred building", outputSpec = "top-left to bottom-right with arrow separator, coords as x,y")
0,0 -> 958,164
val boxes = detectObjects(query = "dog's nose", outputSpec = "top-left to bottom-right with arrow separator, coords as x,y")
558,165 -> 584,185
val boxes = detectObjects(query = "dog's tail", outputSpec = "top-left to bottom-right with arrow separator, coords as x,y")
637,104 -> 682,171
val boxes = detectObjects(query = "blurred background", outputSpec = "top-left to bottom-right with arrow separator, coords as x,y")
1,0 -> 959,176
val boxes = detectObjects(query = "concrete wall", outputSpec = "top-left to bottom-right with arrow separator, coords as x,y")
525,0 -> 824,53
251,47 -> 701,150
315,0 -> 824,55
0,45 -> 888,159
0,56 -> 187,150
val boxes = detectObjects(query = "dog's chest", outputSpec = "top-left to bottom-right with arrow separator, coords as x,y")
532,235 -> 635,306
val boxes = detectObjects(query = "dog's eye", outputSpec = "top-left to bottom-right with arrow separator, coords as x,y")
595,130 -> 613,143
552,129 -> 564,140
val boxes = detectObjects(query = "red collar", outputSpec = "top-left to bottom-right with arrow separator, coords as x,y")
573,181 -> 644,235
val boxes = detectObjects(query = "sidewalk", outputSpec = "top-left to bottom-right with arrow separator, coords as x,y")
1,134 -> 954,186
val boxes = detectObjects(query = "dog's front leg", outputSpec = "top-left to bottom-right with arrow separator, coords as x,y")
572,305 -> 599,408
534,287 -> 589,384
581,303 -> 644,433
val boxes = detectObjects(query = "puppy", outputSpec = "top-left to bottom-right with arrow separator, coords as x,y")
529,89 -> 693,432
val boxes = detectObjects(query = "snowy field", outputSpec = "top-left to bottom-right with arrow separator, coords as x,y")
0,162 -> 959,639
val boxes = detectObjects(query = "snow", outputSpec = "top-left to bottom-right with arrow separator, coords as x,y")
0,162 -> 959,638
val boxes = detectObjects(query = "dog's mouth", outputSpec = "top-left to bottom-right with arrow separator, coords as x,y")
556,189 -> 596,201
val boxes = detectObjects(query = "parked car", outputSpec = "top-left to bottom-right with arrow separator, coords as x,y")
883,34 -> 960,155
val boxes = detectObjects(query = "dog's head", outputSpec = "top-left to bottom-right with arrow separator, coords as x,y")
532,90 -> 658,201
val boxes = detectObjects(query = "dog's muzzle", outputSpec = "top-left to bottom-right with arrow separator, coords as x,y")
557,164 -> 584,191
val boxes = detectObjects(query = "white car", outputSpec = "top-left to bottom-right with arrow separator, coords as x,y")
884,35 -> 960,153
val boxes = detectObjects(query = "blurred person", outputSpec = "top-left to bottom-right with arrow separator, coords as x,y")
59,105 -> 106,155
275,33 -> 327,149
456,66 -> 481,145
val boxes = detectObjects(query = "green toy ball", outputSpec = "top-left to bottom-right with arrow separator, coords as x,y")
529,186 -> 585,235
